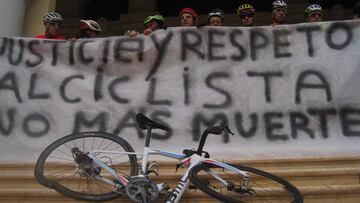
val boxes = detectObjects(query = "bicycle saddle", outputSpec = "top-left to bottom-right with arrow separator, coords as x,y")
136,113 -> 169,131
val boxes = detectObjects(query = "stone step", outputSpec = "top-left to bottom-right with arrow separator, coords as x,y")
2,156 -> 360,170
1,156 -> 360,202
1,185 -> 360,203
1,156 -> 359,175
1,157 -> 360,188
1,167 -> 358,189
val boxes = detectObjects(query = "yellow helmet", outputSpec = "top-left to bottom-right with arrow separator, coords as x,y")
237,3 -> 255,16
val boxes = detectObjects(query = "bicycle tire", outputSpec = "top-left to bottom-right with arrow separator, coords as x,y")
34,131 -> 138,202
189,162 -> 303,203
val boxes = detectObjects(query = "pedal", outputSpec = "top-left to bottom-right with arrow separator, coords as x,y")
157,183 -> 170,194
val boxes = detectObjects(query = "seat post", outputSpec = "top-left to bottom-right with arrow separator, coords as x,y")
145,127 -> 152,147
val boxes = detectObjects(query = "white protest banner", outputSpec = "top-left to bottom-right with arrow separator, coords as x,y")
0,20 -> 360,162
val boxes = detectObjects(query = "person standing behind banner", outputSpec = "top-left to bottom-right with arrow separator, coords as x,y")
271,0 -> 288,26
179,7 -> 198,27
79,20 -> 101,38
35,12 -> 66,40
207,9 -> 225,26
237,3 -> 256,26
143,14 -> 166,35
304,4 -> 323,22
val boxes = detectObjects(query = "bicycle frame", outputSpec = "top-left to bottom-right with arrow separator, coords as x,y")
87,146 -> 250,203
35,115 -> 302,203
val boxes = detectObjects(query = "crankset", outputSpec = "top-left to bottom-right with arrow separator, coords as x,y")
125,176 -> 159,203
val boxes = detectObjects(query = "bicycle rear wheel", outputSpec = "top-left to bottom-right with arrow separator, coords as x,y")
34,131 -> 138,202
189,162 -> 303,203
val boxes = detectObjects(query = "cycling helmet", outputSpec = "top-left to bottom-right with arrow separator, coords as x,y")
144,14 -> 165,25
271,0 -> 287,12
179,7 -> 198,19
43,12 -> 63,23
304,4 -> 323,17
208,9 -> 225,21
237,3 -> 255,16
80,20 -> 101,32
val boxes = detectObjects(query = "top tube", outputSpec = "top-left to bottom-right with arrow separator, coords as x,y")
89,148 -> 187,160
149,148 -> 187,159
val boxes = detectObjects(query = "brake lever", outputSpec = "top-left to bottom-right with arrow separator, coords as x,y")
203,151 -> 210,158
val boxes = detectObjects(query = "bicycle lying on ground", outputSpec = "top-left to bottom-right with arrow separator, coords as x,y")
34,113 -> 303,203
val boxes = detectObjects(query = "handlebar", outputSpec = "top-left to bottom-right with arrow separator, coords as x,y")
135,113 -> 235,154
196,122 -> 234,156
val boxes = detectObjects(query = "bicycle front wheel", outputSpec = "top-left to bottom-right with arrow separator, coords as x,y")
34,131 -> 138,202
189,162 -> 303,203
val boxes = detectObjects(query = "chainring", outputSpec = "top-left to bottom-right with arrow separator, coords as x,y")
125,176 -> 159,203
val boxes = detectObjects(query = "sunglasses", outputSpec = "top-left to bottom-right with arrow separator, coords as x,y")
240,13 -> 254,19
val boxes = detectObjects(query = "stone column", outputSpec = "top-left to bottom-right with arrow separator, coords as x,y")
0,0 -> 28,36
22,0 -> 57,37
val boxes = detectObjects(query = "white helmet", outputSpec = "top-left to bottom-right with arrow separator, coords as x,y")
305,4 -> 323,16
208,9 -> 225,21
80,20 -> 101,32
43,12 -> 63,23
272,0 -> 287,11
